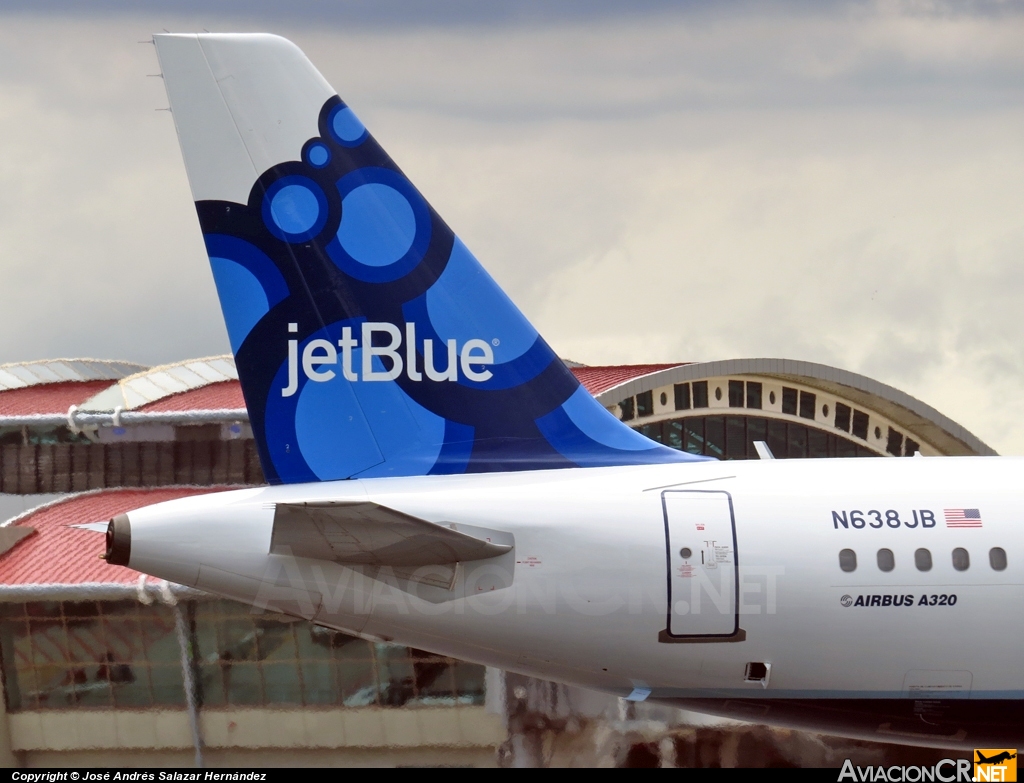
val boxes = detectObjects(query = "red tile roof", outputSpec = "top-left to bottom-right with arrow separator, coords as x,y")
0,487 -> 228,588
134,370 -> 677,411
138,381 -> 246,412
0,365 -> 683,417
570,364 -> 683,397
0,381 -> 115,416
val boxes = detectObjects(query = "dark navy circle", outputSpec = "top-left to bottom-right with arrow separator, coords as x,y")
326,167 -> 432,283
261,175 -> 329,243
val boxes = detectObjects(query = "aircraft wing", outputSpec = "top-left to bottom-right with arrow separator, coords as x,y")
270,501 -> 512,566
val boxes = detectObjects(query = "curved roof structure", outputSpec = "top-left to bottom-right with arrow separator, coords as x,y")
0,381 -> 115,417
79,356 -> 237,412
139,381 -> 245,413
0,354 -> 993,458
588,358 -> 994,457
0,360 -> 144,392
572,364 -> 681,397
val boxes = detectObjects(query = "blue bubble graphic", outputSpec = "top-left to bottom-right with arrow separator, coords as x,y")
337,184 -> 416,267
350,351 -> 446,477
262,175 -> 329,243
295,367 -> 384,480
270,184 -> 320,235
426,237 -> 538,364
326,168 -> 432,283
204,234 -> 289,308
307,143 -> 330,167
331,107 -> 366,144
209,257 -> 270,354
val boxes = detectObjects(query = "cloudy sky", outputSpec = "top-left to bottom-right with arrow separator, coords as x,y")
0,1 -> 1022,453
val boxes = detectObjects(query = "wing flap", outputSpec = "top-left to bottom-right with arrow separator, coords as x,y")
270,501 -> 511,566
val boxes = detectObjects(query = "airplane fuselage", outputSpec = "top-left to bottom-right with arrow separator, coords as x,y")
121,455 -> 1024,748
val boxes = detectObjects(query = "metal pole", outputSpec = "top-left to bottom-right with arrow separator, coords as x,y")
173,601 -> 204,768
0,408 -> 250,429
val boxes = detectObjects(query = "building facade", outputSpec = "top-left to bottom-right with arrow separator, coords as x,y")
587,359 -> 992,459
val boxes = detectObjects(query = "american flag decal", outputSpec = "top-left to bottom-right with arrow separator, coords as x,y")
945,508 -> 982,528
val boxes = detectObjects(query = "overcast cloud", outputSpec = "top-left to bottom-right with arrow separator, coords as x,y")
0,1 -> 1023,453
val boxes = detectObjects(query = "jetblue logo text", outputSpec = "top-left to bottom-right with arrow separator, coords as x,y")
282,322 -> 495,397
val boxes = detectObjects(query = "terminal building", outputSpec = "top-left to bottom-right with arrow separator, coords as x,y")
580,359 -> 991,460
0,355 -> 994,766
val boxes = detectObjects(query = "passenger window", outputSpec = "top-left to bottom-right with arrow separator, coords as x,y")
674,383 -> 691,411
952,547 -> 970,572
834,402 -> 851,432
989,547 -> 1007,571
728,380 -> 744,408
746,382 -> 762,410
839,549 -> 857,572
637,390 -> 654,417
798,391 -> 816,420
692,381 -> 709,409
876,548 -> 895,572
781,387 -> 798,416
886,427 -> 903,457
851,410 -> 869,440
914,548 -> 932,572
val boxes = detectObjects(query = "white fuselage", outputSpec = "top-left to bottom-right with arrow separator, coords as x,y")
124,455 -> 1024,707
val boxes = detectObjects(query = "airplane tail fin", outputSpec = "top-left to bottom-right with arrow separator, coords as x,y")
154,33 -> 701,483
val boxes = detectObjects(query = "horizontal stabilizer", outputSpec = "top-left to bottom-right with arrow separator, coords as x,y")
270,501 -> 511,566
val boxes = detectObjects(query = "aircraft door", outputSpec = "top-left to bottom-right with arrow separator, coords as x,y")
662,490 -> 739,639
